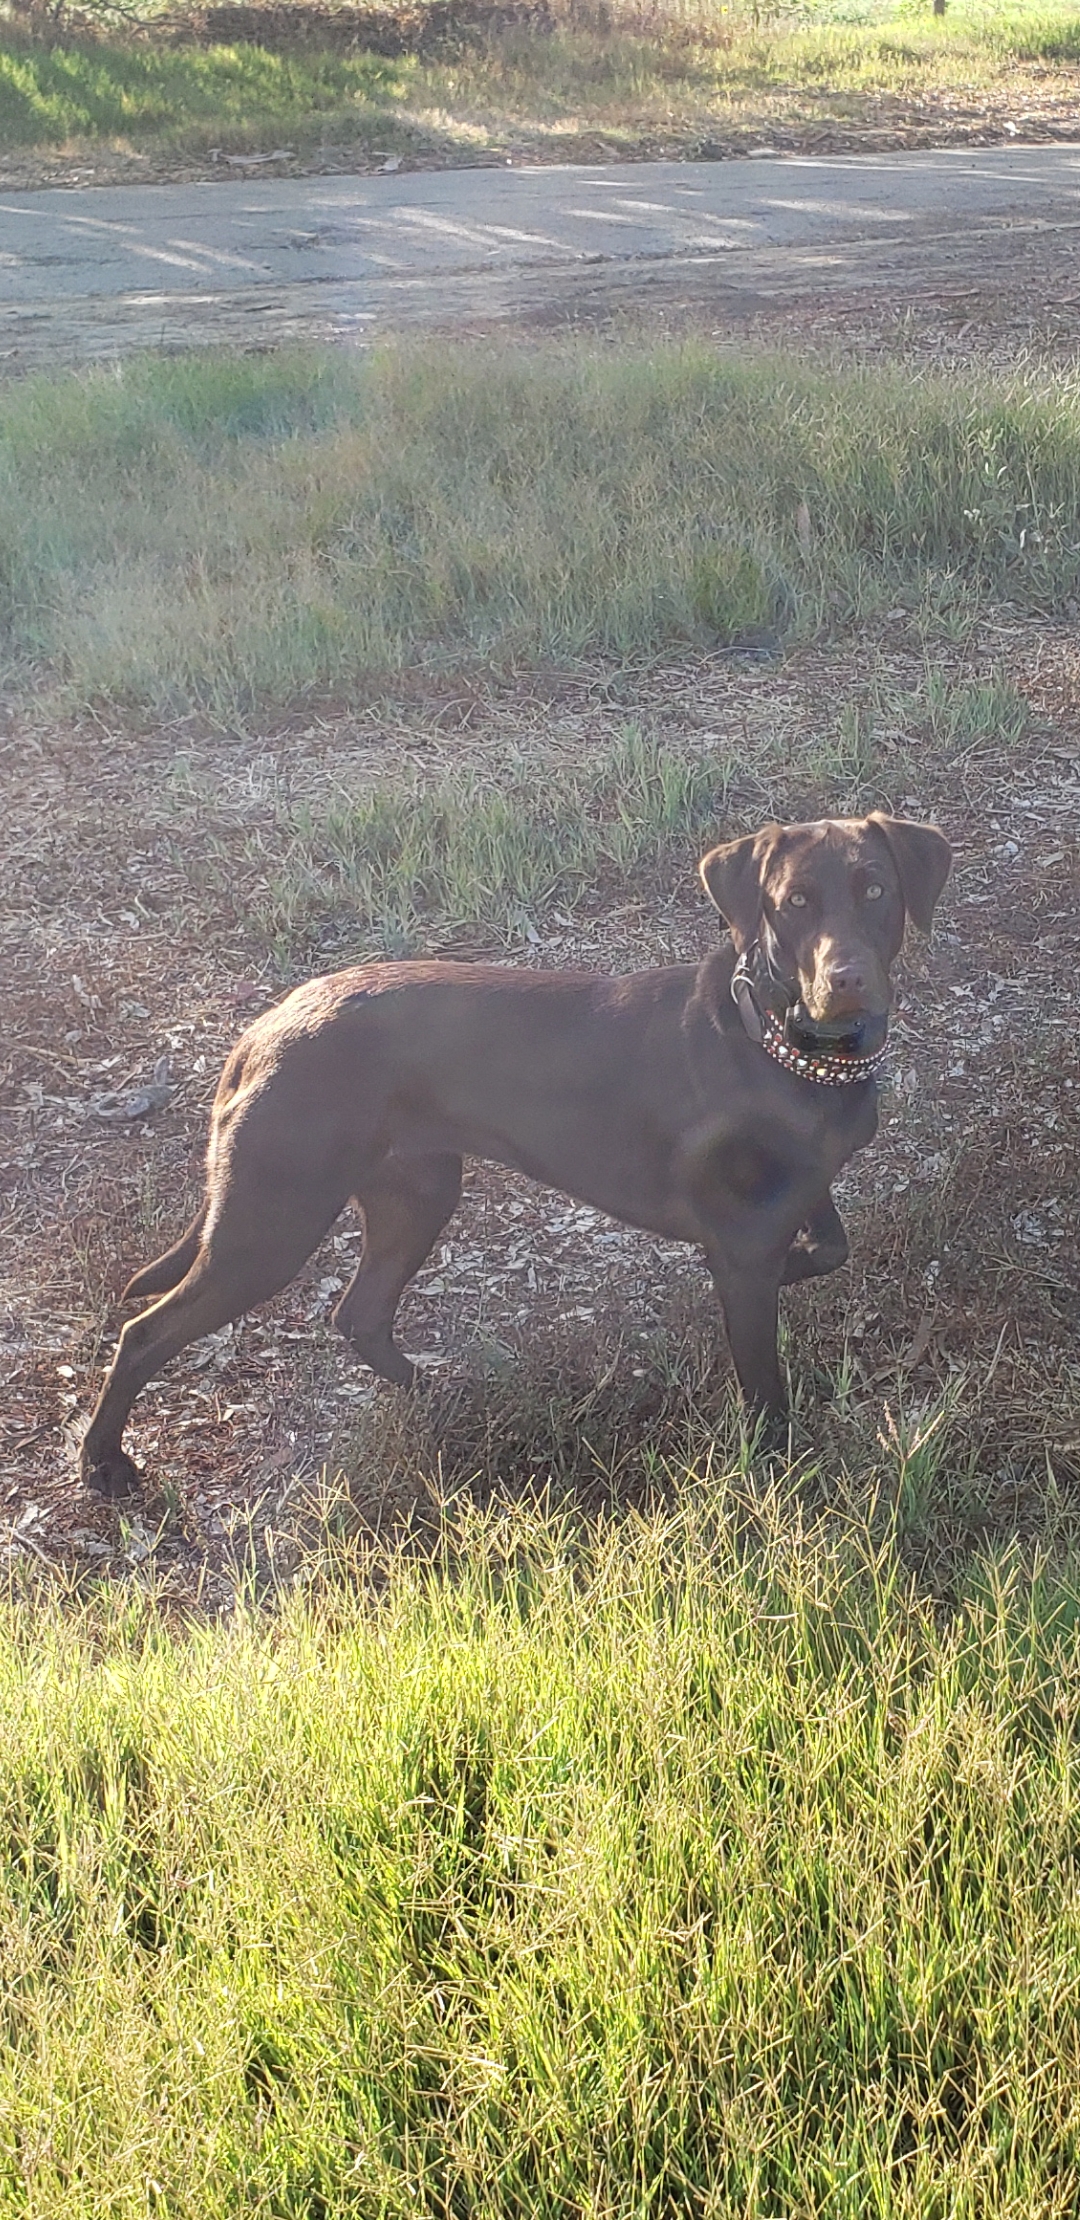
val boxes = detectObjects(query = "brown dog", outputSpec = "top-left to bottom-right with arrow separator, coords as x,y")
80,812 -> 951,1496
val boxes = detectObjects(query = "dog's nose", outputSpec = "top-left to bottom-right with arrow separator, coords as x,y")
830,959 -> 866,991
821,960 -> 872,1016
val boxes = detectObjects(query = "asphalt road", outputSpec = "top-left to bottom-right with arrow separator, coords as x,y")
1,142 -> 1078,367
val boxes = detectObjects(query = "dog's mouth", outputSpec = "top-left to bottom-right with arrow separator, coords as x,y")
784,1005 -> 889,1062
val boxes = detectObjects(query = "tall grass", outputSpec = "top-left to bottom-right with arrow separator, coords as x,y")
4,1486 -> 1080,2216
2,341 -> 1078,716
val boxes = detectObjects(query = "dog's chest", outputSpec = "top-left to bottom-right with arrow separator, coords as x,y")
690,1016 -> 880,1174
792,1080 -> 879,1174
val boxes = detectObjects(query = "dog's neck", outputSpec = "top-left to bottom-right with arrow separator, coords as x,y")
729,935 -> 784,1045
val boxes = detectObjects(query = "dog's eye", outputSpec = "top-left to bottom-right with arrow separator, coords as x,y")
788,892 -> 808,909
864,883 -> 883,901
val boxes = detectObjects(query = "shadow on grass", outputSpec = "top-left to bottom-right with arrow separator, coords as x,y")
278,1287 -> 1080,1613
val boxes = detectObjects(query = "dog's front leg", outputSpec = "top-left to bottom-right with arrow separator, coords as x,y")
701,1235 -> 788,1426
685,1130 -> 799,1427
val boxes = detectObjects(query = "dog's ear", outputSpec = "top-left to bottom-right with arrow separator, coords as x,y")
867,815 -> 952,934
699,826 -> 779,946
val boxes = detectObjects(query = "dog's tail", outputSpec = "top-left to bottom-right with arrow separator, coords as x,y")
122,1205 -> 208,1304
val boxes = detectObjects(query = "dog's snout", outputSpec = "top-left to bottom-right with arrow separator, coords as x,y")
808,945 -> 888,1021
826,959 -> 869,1010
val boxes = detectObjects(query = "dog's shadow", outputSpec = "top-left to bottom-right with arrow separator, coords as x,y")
324,1312 -> 742,1535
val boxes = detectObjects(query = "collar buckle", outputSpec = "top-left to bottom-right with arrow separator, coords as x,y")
730,952 -> 764,1044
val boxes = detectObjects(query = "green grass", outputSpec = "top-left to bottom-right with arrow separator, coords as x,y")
0,34 -> 413,149
3,0 -> 1080,163
234,673 -> 1026,959
1,340 -> 1078,716
253,727 -> 731,954
6,1479 -> 1080,2217
239,668 -> 1024,959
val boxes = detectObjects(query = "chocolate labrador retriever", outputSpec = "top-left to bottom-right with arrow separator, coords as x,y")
80,812 -> 950,1496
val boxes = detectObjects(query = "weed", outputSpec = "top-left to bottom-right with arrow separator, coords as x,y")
816,664 -> 1030,805
257,725 -> 731,954
911,668 -> 1030,757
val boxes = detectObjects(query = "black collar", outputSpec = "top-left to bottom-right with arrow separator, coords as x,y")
730,942 -> 888,1089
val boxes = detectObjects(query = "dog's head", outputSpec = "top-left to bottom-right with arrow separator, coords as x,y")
699,814 -> 952,1060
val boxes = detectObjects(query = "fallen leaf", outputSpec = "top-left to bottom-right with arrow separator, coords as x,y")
90,1056 -> 172,1125
902,1311 -> 935,1370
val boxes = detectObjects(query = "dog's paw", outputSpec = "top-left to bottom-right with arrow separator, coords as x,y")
81,1448 -> 144,1500
744,1406 -> 791,1463
781,1237 -> 848,1285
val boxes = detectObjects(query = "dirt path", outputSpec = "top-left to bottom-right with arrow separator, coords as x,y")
2,143 -> 1080,367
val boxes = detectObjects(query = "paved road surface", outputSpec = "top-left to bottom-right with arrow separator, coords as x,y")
2,144 -> 1078,366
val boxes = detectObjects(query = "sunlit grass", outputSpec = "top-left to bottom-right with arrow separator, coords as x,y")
4,1472 -> 1080,2217
2,0 -> 1080,160
0,32 -> 414,148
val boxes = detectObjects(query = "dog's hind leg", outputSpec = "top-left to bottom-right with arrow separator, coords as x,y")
81,1172 -> 349,1499
122,1204 -> 209,1303
335,1152 -> 463,1386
